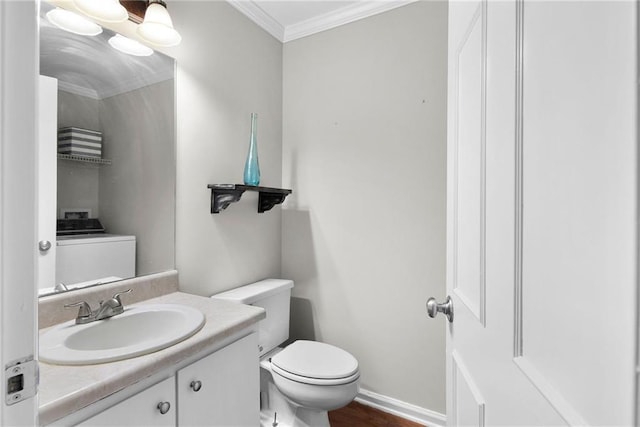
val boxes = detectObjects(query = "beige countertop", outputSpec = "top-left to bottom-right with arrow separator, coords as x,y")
38,291 -> 265,425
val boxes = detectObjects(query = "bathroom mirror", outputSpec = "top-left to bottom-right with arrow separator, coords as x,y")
38,3 -> 176,297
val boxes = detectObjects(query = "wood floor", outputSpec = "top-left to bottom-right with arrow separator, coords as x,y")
328,401 -> 424,427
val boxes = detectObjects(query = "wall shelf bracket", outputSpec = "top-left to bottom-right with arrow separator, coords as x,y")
207,184 -> 292,214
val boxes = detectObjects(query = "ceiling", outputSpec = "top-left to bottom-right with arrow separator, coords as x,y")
39,0 -> 417,97
226,0 -> 419,43
40,2 -> 174,100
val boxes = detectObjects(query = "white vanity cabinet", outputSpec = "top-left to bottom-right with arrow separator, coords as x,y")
177,332 -> 258,426
67,333 -> 258,427
76,376 -> 175,427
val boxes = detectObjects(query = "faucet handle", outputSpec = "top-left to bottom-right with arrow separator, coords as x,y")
112,289 -> 132,305
64,301 -> 92,318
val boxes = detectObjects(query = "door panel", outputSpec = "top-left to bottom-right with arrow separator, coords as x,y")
452,0 -> 486,324
446,1 -> 637,425
451,352 -> 485,427
38,76 -> 57,293
518,2 -> 637,425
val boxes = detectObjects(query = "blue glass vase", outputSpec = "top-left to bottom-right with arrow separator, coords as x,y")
243,113 -> 261,186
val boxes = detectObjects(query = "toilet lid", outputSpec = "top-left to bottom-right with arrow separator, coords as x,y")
271,340 -> 359,380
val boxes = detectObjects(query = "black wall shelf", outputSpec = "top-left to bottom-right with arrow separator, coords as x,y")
207,184 -> 292,214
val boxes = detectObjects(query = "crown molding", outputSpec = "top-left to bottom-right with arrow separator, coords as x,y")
226,0 -> 285,42
283,0 -> 419,43
58,81 -> 100,100
226,0 -> 419,43
58,71 -> 174,100
98,71 -> 174,100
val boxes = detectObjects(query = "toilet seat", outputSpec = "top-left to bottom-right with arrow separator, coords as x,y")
270,340 -> 360,386
271,363 -> 360,386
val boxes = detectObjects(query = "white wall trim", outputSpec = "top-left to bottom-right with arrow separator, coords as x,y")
226,0 -> 285,42
226,0 -> 419,43
283,0 -> 419,43
356,388 -> 446,427
58,72 -> 174,101
58,81 -> 100,100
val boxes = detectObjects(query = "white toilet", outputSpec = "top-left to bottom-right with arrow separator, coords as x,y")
211,279 -> 360,427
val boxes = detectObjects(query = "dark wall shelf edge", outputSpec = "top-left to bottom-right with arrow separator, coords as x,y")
207,184 -> 293,214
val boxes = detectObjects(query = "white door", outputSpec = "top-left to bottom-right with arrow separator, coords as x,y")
38,75 -> 58,294
0,0 -> 39,425
434,1 -> 638,425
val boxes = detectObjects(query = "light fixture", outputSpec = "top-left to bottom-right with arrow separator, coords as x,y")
108,34 -> 154,56
73,0 -> 128,23
137,0 -> 181,47
46,8 -> 102,36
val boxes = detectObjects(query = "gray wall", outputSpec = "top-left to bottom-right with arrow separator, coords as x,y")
55,82 -> 175,278
281,1 -> 448,412
164,1 -> 284,295
156,0 -> 447,414
99,79 -> 175,277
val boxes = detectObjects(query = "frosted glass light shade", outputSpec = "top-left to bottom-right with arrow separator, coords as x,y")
137,2 -> 181,47
108,34 -> 153,56
74,0 -> 128,23
46,8 -> 102,36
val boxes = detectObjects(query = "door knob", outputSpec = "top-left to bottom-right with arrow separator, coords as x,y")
39,240 -> 52,252
426,296 -> 453,323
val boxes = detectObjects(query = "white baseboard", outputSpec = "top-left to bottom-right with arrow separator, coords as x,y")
355,389 -> 446,427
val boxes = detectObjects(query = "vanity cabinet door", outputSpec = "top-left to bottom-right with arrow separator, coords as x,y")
75,376 -> 175,427
177,333 -> 259,427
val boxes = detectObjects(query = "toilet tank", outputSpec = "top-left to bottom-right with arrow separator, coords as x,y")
211,279 -> 294,357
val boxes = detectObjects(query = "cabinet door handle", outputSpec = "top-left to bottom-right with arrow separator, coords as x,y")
190,380 -> 202,392
157,401 -> 171,415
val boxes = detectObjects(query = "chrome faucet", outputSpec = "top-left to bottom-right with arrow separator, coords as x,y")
64,289 -> 132,324
54,282 -> 69,293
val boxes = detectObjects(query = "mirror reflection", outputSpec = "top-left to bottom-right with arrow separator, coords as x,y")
39,3 -> 176,297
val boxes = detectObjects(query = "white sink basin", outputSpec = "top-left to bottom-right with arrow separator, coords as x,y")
40,303 -> 205,365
